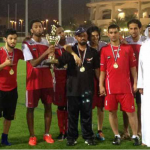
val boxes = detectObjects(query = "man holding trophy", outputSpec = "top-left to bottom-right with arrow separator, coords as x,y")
22,19 -> 55,146
45,27 -> 100,146
48,25 -> 76,141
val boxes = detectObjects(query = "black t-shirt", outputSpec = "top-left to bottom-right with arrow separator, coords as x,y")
58,43 -> 100,97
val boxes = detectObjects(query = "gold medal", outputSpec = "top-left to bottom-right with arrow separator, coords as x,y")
113,63 -> 119,69
9,69 -> 14,75
80,66 -> 85,72
64,64 -> 68,69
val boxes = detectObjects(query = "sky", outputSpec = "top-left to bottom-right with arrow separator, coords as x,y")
0,0 -> 91,24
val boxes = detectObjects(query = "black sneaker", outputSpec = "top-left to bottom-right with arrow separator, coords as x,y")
67,139 -> 77,146
112,136 -> 121,145
85,139 -> 96,145
133,136 -> 141,146
64,132 -> 67,139
57,133 -> 65,141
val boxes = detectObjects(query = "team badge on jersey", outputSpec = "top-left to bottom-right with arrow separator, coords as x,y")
87,57 -> 93,63
32,48 -> 37,51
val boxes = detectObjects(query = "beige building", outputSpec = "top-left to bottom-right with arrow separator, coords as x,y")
87,0 -> 150,29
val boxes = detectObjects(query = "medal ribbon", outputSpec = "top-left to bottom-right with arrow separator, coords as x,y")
4,47 -> 14,64
110,45 -> 120,63
77,46 -> 87,66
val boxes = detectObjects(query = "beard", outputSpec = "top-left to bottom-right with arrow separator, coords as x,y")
79,41 -> 87,46
34,32 -> 43,37
7,42 -> 15,49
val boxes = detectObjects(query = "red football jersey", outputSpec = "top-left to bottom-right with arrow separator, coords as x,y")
0,47 -> 24,91
100,44 -> 136,94
54,46 -> 67,85
22,38 -> 53,90
126,36 -> 146,69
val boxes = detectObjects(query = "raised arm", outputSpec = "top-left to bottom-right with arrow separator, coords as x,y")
64,45 -> 82,66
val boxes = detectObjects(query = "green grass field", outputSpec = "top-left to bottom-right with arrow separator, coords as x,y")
0,43 -> 148,149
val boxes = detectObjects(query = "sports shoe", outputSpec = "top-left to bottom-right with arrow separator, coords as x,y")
112,136 -> 121,145
28,136 -> 37,146
43,134 -> 54,144
96,132 -> 105,141
132,136 -> 140,146
1,133 -> 11,146
67,139 -> 77,146
57,133 -> 67,141
85,139 -> 96,145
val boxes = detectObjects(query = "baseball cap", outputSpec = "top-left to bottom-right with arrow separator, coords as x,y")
75,27 -> 86,36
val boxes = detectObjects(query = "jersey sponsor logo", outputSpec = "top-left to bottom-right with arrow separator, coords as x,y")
32,48 -> 37,51
107,56 -> 111,59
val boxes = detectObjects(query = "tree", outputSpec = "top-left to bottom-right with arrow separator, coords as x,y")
109,14 -> 137,27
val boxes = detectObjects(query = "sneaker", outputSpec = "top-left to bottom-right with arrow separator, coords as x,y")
57,133 -> 66,141
43,134 -> 54,144
67,139 -> 77,146
132,136 -> 140,146
85,139 -> 96,145
64,132 -> 67,139
1,133 -> 11,146
96,132 -> 105,141
1,139 -> 11,146
28,136 -> 37,146
112,136 -> 121,145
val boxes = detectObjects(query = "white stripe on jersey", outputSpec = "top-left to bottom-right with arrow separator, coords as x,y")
107,72 -> 111,94
26,90 -> 28,107
26,38 -> 49,47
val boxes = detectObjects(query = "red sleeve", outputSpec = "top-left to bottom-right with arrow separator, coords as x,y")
0,48 -> 3,64
16,49 -> 24,60
19,50 -> 24,60
100,48 -> 106,71
129,46 -> 136,68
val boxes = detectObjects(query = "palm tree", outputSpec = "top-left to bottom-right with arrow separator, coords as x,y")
109,14 -> 137,27
110,18 -> 126,28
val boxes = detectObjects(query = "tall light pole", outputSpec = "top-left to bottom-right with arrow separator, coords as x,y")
46,19 -> 49,33
10,21 -> 14,28
25,0 -> 28,37
15,3 -> 17,30
8,4 -> 10,28
20,19 -> 23,37
58,0 -> 62,25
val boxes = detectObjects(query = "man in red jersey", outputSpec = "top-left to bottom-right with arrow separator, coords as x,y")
53,25 -> 76,140
100,24 -> 140,146
0,29 -> 24,146
22,19 -> 55,146
122,19 -> 146,139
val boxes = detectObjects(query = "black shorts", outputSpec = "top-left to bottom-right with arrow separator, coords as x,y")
0,88 -> 18,120
135,91 -> 141,104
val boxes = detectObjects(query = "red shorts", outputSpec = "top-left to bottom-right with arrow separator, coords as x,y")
53,83 -> 67,106
105,93 -> 135,113
92,77 -> 104,109
92,96 -> 104,109
26,88 -> 54,108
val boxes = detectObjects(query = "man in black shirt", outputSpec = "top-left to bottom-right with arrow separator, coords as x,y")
46,27 -> 100,146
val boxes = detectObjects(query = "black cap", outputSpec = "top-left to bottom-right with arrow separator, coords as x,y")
75,27 -> 86,36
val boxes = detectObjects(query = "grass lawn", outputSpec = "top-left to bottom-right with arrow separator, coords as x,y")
0,42 -> 148,149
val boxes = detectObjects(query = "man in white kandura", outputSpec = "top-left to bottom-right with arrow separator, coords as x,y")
137,25 -> 150,147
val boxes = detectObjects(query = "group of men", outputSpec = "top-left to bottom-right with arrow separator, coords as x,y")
0,18 -> 149,147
